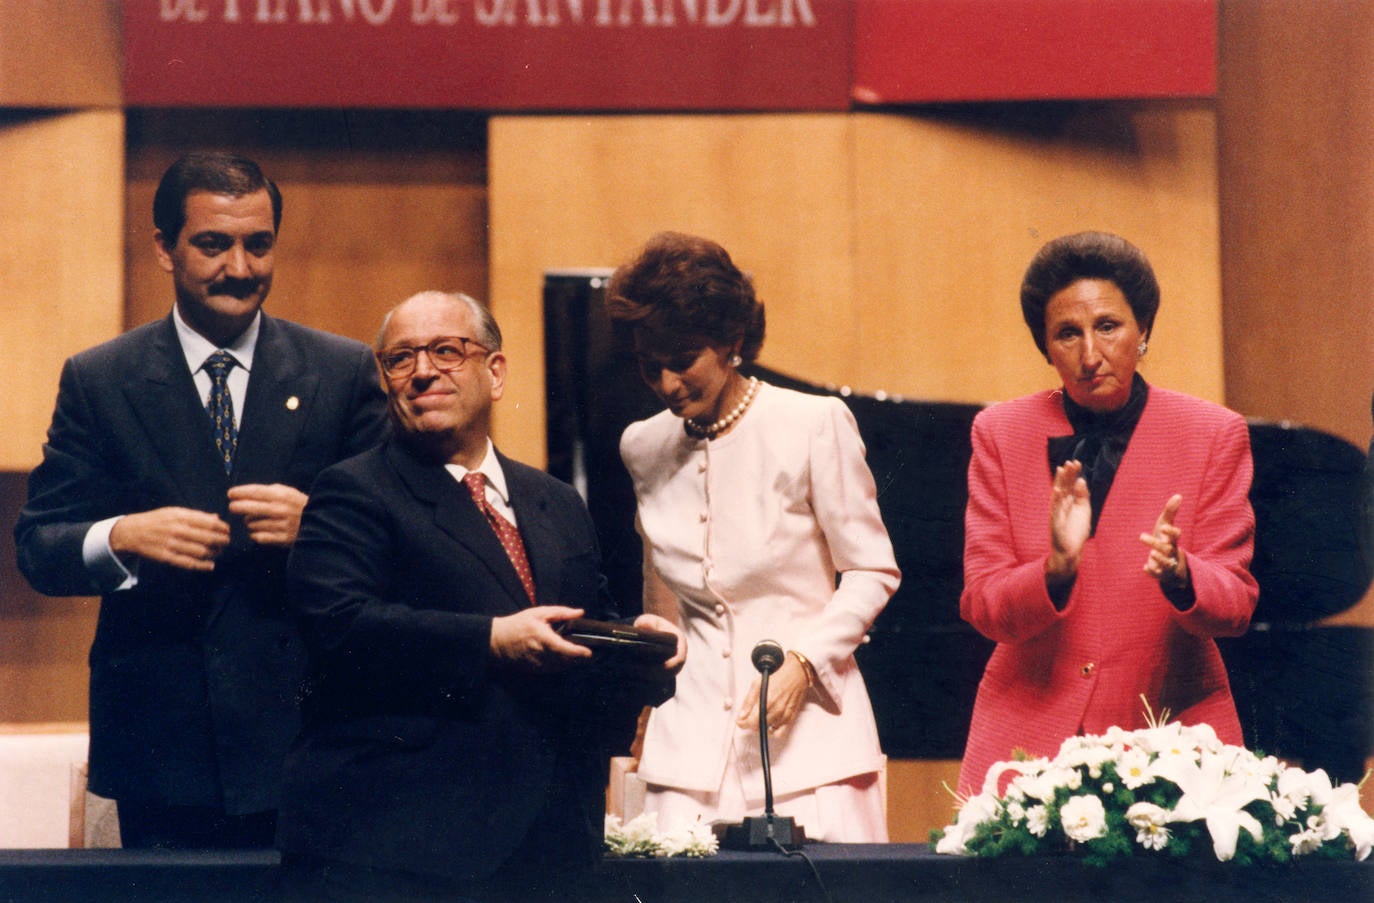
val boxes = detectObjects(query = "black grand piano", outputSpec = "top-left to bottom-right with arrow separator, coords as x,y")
544,273 -> 1374,781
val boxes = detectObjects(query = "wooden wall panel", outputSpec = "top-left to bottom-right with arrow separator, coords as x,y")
0,109 -> 125,471
1218,1 -> 1374,451
489,114 -> 858,466
0,0 -> 120,107
853,103 -> 1222,405
1218,1 -> 1374,625
0,473 -> 95,724
124,111 -> 489,346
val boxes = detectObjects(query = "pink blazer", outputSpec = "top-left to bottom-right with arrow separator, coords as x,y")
957,386 -> 1258,796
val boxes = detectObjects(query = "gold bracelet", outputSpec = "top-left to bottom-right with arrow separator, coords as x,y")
787,649 -> 817,688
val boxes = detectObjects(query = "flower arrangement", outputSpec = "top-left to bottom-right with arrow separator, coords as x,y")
604,813 -> 720,858
934,705 -> 1374,867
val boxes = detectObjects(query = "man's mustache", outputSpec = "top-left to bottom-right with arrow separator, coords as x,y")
210,277 -> 262,299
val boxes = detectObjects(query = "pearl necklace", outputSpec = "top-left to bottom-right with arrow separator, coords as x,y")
685,376 -> 760,439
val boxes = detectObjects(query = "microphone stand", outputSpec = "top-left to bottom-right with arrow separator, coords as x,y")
758,667 -> 777,823
714,651 -> 805,851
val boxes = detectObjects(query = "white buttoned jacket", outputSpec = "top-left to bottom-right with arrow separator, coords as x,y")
621,382 -> 900,798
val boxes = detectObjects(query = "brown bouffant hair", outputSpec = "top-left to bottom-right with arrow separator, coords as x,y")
1020,231 -> 1160,359
605,232 -> 766,363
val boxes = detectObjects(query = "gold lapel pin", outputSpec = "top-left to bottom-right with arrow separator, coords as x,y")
286,396 -> 300,411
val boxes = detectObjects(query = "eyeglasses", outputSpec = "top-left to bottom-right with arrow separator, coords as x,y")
376,336 -> 489,378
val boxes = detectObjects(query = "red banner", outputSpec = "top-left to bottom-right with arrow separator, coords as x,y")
123,1 -> 1216,110
123,0 -> 854,110
853,0 -> 1216,103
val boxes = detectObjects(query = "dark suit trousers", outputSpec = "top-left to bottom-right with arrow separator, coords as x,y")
117,800 -> 276,849
281,764 -> 604,903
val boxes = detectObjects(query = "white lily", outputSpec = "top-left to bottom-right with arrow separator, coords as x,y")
979,757 -> 1049,798
1320,781 -> 1374,861
1154,747 -> 1268,861
1132,721 -> 1220,761
935,792 -> 1000,856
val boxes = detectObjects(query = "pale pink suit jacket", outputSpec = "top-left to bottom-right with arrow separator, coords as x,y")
621,383 -> 899,802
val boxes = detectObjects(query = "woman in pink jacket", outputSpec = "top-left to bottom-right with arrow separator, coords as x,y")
958,232 -> 1259,797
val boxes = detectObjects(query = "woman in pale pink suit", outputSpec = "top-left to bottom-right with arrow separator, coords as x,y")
607,232 -> 900,841
958,232 -> 1259,797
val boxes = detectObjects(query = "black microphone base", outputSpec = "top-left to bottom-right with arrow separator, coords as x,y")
712,816 -> 806,851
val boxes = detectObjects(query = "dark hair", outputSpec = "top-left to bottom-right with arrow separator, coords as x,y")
605,232 -> 766,363
1020,231 -> 1160,358
152,152 -> 283,247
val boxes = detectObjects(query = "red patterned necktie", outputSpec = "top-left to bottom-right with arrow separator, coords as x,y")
463,471 -> 536,604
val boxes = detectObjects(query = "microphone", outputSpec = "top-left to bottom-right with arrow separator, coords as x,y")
751,639 -> 785,675
713,639 -> 806,851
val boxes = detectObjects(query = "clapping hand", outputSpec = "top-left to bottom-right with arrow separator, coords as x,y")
1046,460 -> 1091,583
1140,494 -> 1188,587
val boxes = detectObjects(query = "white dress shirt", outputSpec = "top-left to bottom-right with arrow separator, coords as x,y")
444,439 -> 518,526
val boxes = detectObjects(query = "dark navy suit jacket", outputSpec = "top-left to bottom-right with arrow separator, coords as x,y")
275,438 -> 668,882
15,313 -> 388,814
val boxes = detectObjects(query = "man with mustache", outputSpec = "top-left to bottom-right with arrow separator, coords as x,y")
15,152 -> 388,848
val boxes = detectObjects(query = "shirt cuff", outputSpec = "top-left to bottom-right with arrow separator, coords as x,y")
83,516 -> 138,592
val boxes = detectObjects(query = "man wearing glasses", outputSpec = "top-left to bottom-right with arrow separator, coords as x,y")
14,152 -> 389,848
276,290 -> 684,901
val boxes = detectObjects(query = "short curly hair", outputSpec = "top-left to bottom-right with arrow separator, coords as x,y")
1020,231 -> 1160,359
605,232 -> 766,363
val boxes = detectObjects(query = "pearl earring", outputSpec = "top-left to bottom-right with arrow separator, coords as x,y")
728,353 -> 742,367
1138,341 -> 1148,356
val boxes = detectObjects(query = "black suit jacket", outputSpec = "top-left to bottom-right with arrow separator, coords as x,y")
275,438 -> 666,882
14,313 -> 388,814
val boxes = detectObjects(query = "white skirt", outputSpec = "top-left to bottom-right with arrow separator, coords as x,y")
642,738 -> 888,842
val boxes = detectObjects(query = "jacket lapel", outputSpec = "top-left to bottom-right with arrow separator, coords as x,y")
500,452 -> 562,608
387,441 -> 530,614
124,315 -> 228,512
232,315 -> 317,487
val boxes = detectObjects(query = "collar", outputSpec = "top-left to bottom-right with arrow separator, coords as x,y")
1060,372 -> 1149,436
443,439 -> 510,505
173,305 -> 261,373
